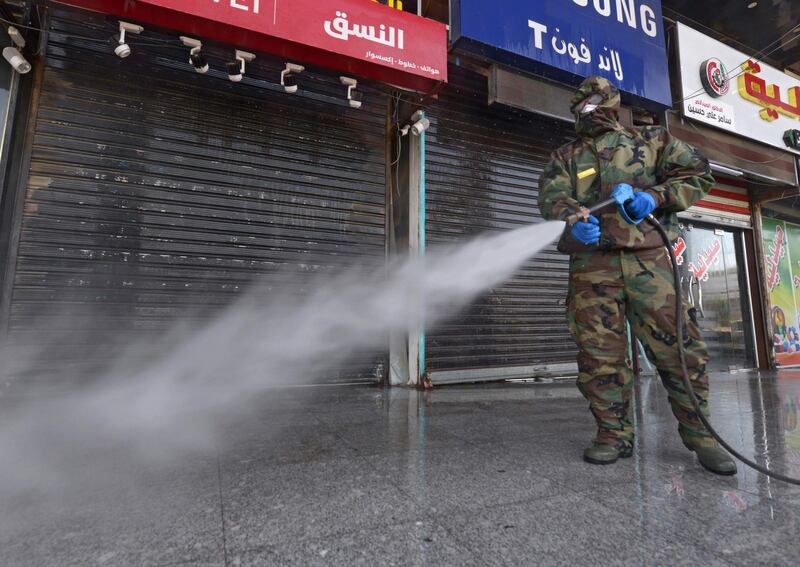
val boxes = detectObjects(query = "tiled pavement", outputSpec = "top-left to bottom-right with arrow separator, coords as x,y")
2,370 -> 800,566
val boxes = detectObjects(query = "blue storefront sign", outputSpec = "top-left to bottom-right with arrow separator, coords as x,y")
451,0 -> 671,110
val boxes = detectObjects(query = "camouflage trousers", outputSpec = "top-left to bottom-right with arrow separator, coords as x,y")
567,247 -> 714,449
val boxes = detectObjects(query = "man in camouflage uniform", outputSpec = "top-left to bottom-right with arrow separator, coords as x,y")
538,76 -> 736,475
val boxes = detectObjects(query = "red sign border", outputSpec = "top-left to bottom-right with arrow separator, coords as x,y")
54,0 -> 448,93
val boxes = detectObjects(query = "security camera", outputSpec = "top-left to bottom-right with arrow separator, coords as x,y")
2,47 -> 31,74
411,117 -> 430,136
228,50 -> 255,82
349,90 -> 363,109
115,21 -> 143,59
226,61 -> 242,82
340,76 -> 363,109
181,37 -> 209,74
281,63 -> 304,94
190,52 -> 209,74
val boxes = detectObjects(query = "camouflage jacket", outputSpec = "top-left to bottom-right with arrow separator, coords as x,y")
538,125 -> 714,251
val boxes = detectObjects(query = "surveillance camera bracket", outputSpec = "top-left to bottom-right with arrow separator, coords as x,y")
235,50 -> 256,73
410,110 -> 424,122
281,63 -> 305,86
118,21 -> 143,45
180,36 -> 202,49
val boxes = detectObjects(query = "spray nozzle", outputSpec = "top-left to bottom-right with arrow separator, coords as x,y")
564,198 -> 617,225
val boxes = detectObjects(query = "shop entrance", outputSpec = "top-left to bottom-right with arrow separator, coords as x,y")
677,223 -> 755,372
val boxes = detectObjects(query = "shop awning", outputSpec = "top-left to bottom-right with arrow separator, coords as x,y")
667,111 -> 799,198
54,0 -> 448,92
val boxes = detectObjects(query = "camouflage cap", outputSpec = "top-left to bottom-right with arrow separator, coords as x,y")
570,76 -> 621,115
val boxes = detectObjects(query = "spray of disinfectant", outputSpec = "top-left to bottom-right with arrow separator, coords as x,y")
0,220 -> 566,494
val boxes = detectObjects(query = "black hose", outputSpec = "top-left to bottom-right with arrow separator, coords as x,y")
647,214 -> 800,485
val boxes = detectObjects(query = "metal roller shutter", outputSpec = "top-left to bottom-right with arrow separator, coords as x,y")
6,7 -> 388,383
424,66 -> 577,381
679,178 -> 752,228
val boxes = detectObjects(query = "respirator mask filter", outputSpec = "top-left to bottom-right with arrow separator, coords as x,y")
575,93 -> 604,115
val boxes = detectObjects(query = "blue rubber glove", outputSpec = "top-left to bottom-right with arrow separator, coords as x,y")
625,191 -> 657,222
570,214 -> 600,246
611,183 -> 656,224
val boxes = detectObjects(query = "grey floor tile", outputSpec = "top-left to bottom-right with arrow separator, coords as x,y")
634,531 -> 737,566
219,455 -> 420,555
487,436 -> 677,497
331,418 -> 463,457
0,457 -> 224,567
218,421 -> 359,466
439,491 -> 664,566
364,442 -> 563,515
230,519 -> 480,566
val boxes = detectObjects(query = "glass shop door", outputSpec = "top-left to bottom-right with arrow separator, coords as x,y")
675,223 -> 756,372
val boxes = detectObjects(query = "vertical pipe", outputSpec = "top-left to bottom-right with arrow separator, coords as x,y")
405,112 -> 425,386
418,112 -> 426,379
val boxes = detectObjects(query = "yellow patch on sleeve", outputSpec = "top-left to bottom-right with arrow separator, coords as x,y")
577,167 -> 596,180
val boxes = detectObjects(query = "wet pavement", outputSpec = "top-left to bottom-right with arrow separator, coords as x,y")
3,369 -> 800,566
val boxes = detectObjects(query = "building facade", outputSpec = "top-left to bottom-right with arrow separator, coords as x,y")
0,0 -> 798,386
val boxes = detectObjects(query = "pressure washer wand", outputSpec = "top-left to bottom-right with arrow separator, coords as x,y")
564,197 -> 617,224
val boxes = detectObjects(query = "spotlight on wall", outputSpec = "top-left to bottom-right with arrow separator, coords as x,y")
115,21 -> 143,59
409,110 -> 430,136
281,63 -> 304,94
227,49 -> 255,82
3,47 -> 31,74
180,36 -> 209,74
7,26 -> 26,49
340,76 -> 362,109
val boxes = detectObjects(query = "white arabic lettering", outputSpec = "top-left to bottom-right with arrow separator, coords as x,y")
596,47 -> 623,80
550,28 -> 592,64
552,30 -> 567,55
610,49 -> 623,80
324,11 -> 405,49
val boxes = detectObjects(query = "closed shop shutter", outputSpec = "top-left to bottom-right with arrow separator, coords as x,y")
679,178 -> 752,228
424,66 -> 577,382
6,7 -> 388,384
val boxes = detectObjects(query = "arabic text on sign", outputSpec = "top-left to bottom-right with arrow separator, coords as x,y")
673,237 -> 686,266
766,224 -> 786,291
528,21 -> 624,81
738,60 -> 800,123
688,238 -> 722,282
324,11 -> 405,49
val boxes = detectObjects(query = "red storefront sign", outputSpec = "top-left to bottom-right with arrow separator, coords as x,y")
56,0 -> 448,92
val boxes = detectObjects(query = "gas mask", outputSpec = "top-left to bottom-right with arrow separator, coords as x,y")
575,93 -> 604,115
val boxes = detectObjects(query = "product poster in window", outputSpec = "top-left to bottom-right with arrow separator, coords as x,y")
762,218 -> 800,367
